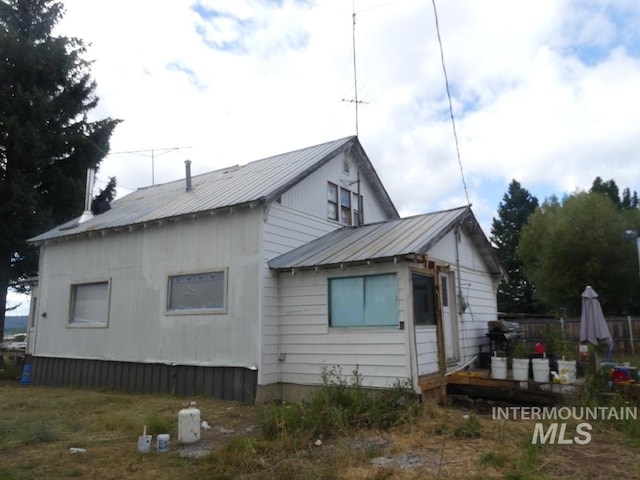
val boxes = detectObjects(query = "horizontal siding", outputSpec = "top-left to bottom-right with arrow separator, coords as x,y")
277,264 -> 411,389
417,227 -> 499,370
416,327 -> 439,376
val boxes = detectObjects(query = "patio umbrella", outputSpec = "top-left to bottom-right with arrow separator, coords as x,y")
579,286 -> 613,364
579,286 -> 612,345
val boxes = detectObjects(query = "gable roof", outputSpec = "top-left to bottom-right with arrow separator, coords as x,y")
268,205 -> 504,277
29,136 -> 398,244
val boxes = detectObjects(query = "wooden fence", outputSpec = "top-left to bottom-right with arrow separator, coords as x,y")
510,316 -> 640,355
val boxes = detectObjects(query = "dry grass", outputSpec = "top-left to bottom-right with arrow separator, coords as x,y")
2,382 -> 640,479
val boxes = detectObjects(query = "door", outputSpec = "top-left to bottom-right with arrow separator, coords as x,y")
440,272 -> 459,365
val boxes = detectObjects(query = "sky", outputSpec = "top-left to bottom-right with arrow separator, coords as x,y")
6,0 -> 640,316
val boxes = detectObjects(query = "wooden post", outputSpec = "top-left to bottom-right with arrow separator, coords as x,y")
628,315 -> 635,356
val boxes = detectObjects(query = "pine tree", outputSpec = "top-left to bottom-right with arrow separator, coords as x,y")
0,0 -> 119,343
491,180 -> 540,313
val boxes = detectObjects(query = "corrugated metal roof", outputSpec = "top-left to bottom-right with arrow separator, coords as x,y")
30,136 -> 398,243
268,206 -> 503,275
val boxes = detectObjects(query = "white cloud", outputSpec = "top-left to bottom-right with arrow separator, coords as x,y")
9,0 -> 640,312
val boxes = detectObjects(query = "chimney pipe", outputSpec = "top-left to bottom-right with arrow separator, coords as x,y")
78,168 -> 95,224
185,160 -> 192,191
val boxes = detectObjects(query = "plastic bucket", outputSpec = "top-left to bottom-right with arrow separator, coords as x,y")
156,433 -> 170,452
556,360 -> 576,384
491,356 -> 507,379
20,364 -> 32,386
532,358 -> 550,382
512,358 -> 529,381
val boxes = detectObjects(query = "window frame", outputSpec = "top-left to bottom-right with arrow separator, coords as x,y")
327,181 -> 363,226
68,280 -> 111,328
327,182 -> 339,221
328,273 -> 398,328
166,268 -> 228,315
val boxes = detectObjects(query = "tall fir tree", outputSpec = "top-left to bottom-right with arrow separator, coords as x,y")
491,180 -> 540,314
0,0 -> 119,342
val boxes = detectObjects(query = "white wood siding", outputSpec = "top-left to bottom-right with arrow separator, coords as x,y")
276,264 -> 412,389
259,151 -> 395,386
34,209 -> 263,368
420,229 -> 498,370
279,151 -> 389,225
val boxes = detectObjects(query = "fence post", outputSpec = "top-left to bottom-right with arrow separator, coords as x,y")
560,317 -> 565,339
628,315 -> 635,356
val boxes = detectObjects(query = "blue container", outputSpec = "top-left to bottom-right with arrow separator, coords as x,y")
20,364 -> 32,386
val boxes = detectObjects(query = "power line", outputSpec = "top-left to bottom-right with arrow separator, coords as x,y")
431,0 -> 471,206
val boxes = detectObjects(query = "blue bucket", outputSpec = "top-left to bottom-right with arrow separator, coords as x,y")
20,364 -> 32,386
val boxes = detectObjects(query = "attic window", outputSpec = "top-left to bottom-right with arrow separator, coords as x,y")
343,157 -> 351,174
167,270 -> 227,314
327,182 -> 362,226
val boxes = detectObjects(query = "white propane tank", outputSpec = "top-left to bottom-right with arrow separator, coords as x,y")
178,403 -> 201,444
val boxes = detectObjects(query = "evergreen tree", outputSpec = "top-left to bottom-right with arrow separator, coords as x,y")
490,180 -> 540,313
0,0 -> 119,342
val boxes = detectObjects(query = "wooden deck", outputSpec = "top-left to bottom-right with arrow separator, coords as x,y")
440,369 -> 581,405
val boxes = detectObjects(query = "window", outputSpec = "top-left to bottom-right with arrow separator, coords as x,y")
329,274 -> 397,327
167,270 -> 226,313
327,182 -> 363,226
340,188 -> 351,224
70,281 -> 110,326
412,273 -> 436,326
327,182 -> 338,220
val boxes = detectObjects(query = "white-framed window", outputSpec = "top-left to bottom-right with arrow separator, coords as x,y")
327,182 -> 363,226
329,274 -> 397,327
166,270 -> 227,314
69,281 -> 110,327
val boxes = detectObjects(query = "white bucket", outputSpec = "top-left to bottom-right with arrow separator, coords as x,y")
512,358 -> 529,381
557,360 -> 576,384
178,406 -> 201,444
491,356 -> 507,380
532,358 -> 550,382
156,433 -> 170,452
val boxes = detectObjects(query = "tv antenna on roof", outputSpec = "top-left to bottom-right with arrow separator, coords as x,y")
108,146 -> 192,186
341,2 -> 369,136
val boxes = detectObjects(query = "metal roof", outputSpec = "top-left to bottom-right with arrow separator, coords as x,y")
268,206 -> 504,276
30,136 -> 398,244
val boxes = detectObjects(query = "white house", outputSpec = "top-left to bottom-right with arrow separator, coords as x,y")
27,136 -> 503,402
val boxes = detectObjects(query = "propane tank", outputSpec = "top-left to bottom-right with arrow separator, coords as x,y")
178,402 -> 201,444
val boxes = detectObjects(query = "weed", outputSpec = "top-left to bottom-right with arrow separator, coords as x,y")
23,418 -> 58,445
479,451 -> 507,468
262,366 -> 418,440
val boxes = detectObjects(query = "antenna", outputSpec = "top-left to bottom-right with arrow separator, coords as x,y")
341,2 -> 368,136
108,146 -> 192,185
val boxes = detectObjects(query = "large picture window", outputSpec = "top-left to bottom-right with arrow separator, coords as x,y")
70,281 -> 110,326
329,274 -> 397,327
167,270 -> 226,313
